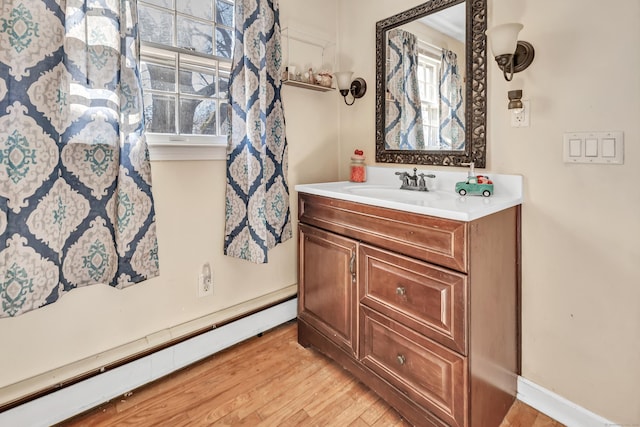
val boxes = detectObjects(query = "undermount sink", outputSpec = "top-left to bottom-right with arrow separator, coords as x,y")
343,185 -> 450,204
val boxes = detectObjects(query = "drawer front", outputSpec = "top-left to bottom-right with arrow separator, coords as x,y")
299,193 -> 467,272
361,307 -> 467,427
359,244 -> 467,354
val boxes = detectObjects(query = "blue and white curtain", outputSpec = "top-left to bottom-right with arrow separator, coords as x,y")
439,49 -> 465,150
385,28 -> 425,150
0,0 -> 159,317
224,0 -> 291,263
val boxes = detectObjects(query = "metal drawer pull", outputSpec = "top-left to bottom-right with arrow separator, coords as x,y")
396,286 -> 406,296
397,354 -> 406,365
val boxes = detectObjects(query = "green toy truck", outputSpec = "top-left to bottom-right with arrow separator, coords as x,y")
455,175 -> 494,197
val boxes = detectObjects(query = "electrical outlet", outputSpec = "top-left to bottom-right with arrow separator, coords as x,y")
511,100 -> 530,127
198,262 -> 213,297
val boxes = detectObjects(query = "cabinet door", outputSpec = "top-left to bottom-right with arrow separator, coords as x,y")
298,224 -> 358,356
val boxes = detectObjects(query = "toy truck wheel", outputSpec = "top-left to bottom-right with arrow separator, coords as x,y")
482,190 -> 491,197
458,189 -> 467,196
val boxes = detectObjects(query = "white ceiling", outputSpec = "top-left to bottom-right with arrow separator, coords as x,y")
418,2 -> 466,43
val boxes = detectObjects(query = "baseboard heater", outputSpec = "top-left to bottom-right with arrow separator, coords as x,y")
0,297 -> 298,427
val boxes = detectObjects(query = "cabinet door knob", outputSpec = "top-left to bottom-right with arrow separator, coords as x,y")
396,286 -> 406,296
397,354 -> 406,365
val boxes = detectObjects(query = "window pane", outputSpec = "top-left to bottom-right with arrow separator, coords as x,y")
218,63 -> 230,99
181,98 -> 217,135
139,6 -> 174,46
143,0 -> 173,8
215,27 -> 233,58
179,68 -> 216,96
218,74 -> 229,100
178,0 -> 213,21
178,16 -> 213,54
142,62 -> 176,92
216,0 -> 234,27
147,94 -> 176,133
220,101 -> 230,135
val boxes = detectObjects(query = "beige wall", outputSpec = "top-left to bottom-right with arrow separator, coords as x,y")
0,0 -> 340,405
338,0 -> 640,424
2,1 -> 639,424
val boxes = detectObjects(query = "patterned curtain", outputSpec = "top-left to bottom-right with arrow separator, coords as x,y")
439,49 -> 465,150
0,0 -> 159,317
224,0 -> 291,263
385,28 -> 425,150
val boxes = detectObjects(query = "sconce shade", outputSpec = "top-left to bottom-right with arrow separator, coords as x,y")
335,71 -> 354,91
486,23 -> 535,81
335,71 -> 367,105
486,23 -> 523,56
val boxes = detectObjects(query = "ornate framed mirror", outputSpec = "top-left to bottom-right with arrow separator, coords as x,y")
375,0 -> 487,167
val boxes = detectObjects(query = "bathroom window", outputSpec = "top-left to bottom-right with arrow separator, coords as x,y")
138,0 -> 234,160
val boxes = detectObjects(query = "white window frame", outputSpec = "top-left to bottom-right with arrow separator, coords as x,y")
139,0 -> 233,161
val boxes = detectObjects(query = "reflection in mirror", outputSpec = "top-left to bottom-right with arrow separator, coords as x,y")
385,3 -> 465,151
375,0 -> 487,167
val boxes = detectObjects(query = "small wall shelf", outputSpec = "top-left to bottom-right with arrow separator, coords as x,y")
282,79 -> 334,92
281,26 -> 336,93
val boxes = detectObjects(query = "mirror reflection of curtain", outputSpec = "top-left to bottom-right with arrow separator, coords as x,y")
386,29 -> 425,150
439,49 -> 465,150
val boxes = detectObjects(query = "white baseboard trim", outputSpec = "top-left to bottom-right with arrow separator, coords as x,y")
0,298 -> 297,427
517,376 -> 616,427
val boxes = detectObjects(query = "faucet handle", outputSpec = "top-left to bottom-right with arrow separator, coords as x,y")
421,173 -> 436,179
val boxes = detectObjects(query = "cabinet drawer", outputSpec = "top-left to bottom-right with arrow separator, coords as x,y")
299,193 -> 467,272
361,307 -> 467,427
359,244 -> 467,354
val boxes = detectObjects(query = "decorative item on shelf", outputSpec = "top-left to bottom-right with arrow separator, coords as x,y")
288,65 -> 297,80
316,70 -> 333,88
486,23 -> 535,81
304,68 -> 314,84
335,71 -> 367,105
350,149 -> 367,182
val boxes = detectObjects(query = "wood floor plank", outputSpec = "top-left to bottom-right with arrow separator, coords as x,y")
59,321 -> 564,427
329,382 -> 384,426
253,364 -> 342,425
201,353 -> 328,424
357,394 -> 394,426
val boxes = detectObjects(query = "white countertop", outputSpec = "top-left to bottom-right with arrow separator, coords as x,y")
295,166 -> 523,222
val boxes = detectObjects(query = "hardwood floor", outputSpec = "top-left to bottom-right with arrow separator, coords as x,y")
59,321 -> 564,427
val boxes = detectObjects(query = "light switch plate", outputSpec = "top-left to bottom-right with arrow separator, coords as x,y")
563,131 -> 624,164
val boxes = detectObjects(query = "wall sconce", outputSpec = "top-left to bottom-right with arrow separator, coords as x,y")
334,71 -> 367,105
486,23 -> 535,81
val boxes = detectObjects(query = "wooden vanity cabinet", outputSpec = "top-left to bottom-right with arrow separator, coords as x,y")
297,193 -> 520,427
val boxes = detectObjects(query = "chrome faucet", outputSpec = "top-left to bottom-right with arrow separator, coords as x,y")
395,168 -> 435,191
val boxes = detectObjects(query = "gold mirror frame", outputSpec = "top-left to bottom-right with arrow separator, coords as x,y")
375,0 -> 487,167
